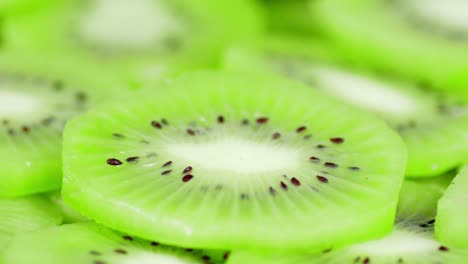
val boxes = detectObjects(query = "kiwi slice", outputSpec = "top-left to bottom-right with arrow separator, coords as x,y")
0,52 -> 122,197
62,70 -> 406,251
3,222 -> 227,264
227,172 -> 467,263
48,192 -> 87,224
227,222 -> 468,264
4,0 -> 263,87
312,0 -> 468,102
0,195 -> 61,251
397,171 -> 455,221
436,165 -> 468,248
223,37 -> 468,177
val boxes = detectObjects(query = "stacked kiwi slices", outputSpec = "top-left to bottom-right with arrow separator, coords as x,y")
223,36 -> 468,177
1,1 -> 468,264
2,0 -> 263,87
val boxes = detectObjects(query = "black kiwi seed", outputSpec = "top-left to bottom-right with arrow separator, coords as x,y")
324,162 -> 338,168
296,126 -> 306,133
163,161 -> 172,167
22,126 -> 30,133
330,137 -> 344,144
182,166 -> 192,174
161,118 -> 169,125
438,246 -> 449,252
256,117 -> 269,124
272,132 -> 281,139
241,119 -> 249,125
126,157 -> 139,163
185,248 -> 193,252
223,252 -> 230,260
363,257 -> 370,264
106,158 -> 123,166
187,129 -> 196,136
316,144 -> 326,149
161,170 -> 172,175
309,156 -> 320,162
348,166 -> 360,171
217,115 -> 224,123
280,181 -> 288,190
114,249 -> 127,254
150,241 -> 160,246
316,175 -> 329,183
291,177 -> 301,186
151,121 -> 162,129
427,219 -> 436,224
240,193 -> 249,200
269,186 -> 276,196
182,174 -> 194,182
112,133 -> 125,138
122,235 -> 133,241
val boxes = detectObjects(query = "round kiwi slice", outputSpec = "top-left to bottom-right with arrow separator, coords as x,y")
227,171 -> 467,263
4,0 -> 263,87
0,195 -> 61,251
0,52 -> 123,197
62,70 -> 406,252
311,0 -> 468,102
435,165 -> 468,248
3,222 -> 227,264
223,37 -> 468,177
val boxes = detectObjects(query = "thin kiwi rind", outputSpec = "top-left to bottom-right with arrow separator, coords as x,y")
0,195 -> 62,251
3,0 -> 263,87
227,172 -> 467,264
223,36 -> 468,177
311,0 -> 468,103
436,165 -> 468,248
62,70 -> 406,252
3,222 -> 227,264
0,52 -> 124,197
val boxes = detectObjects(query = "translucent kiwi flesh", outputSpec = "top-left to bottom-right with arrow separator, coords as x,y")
62,71 -> 406,252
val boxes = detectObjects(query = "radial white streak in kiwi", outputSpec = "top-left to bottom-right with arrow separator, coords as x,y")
312,66 -> 418,116
0,90 -> 39,116
122,252 -> 197,264
351,229 -> 438,256
168,139 -> 300,173
408,0 -> 468,31
79,0 -> 181,48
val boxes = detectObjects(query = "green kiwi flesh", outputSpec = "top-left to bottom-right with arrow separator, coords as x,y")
62,70 -> 406,252
0,195 -> 61,252
227,171 -> 466,263
48,192 -> 87,224
223,37 -> 468,177
0,52 -> 121,197
436,165 -> 468,248
3,222 -> 227,264
311,0 -> 468,103
4,0 -> 263,87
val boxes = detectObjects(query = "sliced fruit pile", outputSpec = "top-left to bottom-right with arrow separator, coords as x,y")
0,1 -> 467,264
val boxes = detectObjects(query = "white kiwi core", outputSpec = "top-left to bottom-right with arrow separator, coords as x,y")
407,0 -> 468,31
168,139 -> 300,173
351,229 -> 438,256
312,66 -> 418,116
79,0 -> 182,49
0,90 -> 39,116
